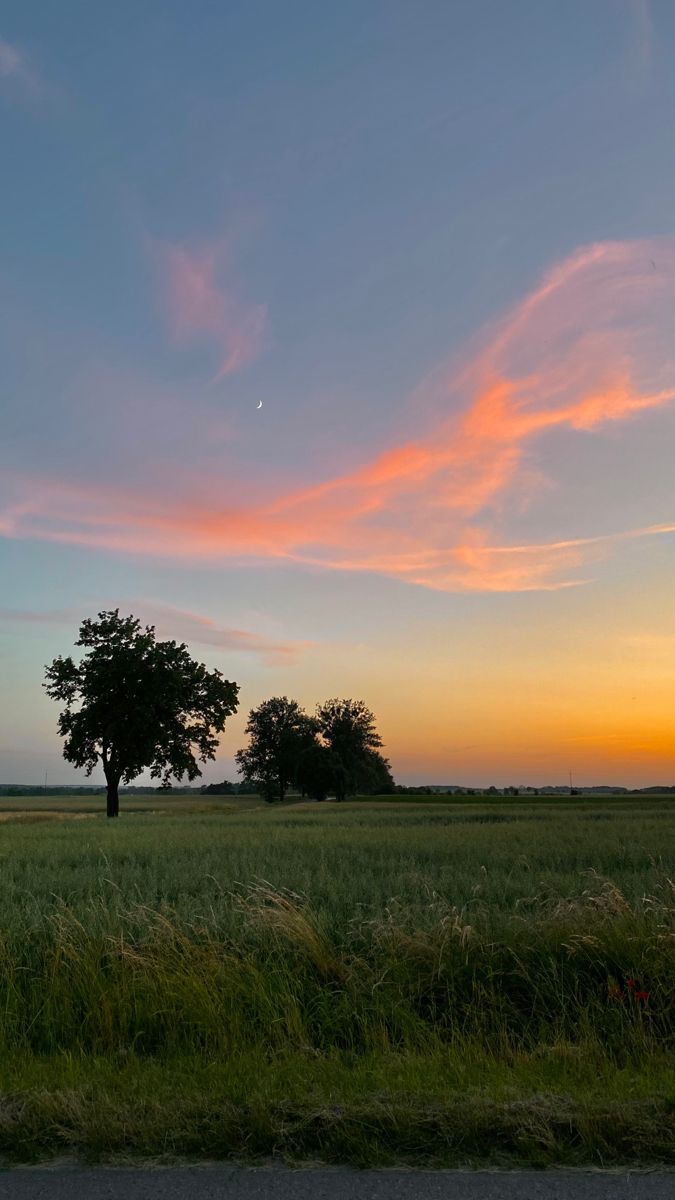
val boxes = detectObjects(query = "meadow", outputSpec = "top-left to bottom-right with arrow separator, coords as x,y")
0,793 -> 673,1167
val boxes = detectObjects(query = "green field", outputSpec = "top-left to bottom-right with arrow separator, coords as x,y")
0,794 -> 674,1167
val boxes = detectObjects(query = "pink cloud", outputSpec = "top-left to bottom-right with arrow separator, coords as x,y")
131,602 -> 312,665
160,241 -> 267,378
4,236 -> 675,591
0,602 -> 310,666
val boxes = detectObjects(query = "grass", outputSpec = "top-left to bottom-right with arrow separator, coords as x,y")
0,794 -> 673,1166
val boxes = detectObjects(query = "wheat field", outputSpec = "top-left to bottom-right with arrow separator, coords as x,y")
0,794 -> 673,1166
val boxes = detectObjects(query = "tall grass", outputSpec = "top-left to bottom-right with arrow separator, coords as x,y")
0,798 -> 674,1164
0,873 -> 673,1059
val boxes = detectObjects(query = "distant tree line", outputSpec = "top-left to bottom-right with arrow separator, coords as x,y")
0,784 -> 199,797
200,780 -> 241,796
394,785 -> 442,795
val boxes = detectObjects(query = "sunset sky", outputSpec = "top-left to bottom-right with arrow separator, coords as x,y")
2,1 -> 675,787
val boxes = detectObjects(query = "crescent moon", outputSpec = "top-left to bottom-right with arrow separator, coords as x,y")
256,400 -> 263,409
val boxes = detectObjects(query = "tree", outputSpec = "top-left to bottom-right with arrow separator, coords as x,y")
357,748 -> 395,795
316,698 -> 384,801
296,741 -> 339,801
44,610 -> 239,818
235,697 -> 318,803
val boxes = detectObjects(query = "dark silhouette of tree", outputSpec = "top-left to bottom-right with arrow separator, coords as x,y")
44,610 -> 239,818
201,780 -> 236,795
358,748 -> 395,794
296,741 -> 340,801
235,696 -> 318,803
316,698 -> 384,801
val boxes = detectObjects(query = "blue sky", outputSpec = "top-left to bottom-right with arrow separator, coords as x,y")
2,1 -> 675,787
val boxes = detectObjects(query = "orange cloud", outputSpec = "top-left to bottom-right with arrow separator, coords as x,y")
160,240 -> 267,377
4,236 -> 675,591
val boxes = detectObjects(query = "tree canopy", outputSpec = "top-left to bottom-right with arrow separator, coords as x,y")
44,610 -> 239,817
235,696 -> 318,803
235,694 -> 392,802
316,698 -> 386,802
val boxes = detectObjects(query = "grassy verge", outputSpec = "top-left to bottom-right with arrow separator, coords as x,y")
1,1048 -> 675,1166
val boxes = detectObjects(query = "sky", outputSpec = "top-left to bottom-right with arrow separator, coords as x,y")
1,0 -> 675,788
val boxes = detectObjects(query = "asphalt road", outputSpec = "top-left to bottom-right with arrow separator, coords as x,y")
0,1169 -> 673,1200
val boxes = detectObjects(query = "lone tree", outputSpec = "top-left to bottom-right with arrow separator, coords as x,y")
44,610 -> 239,818
316,698 -> 385,801
235,696 -> 318,803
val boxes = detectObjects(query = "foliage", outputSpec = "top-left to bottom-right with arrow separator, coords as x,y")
234,695 -> 390,802
44,610 -> 239,817
235,697 -> 318,802
316,698 -> 384,800
296,742 -> 339,801
357,748 -> 395,794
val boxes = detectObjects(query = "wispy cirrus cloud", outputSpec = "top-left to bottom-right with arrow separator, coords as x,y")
630,0 -> 653,72
0,604 -> 311,666
135,602 -> 312,665
3,236 -> 675,591
0,36 -> 44,99
158,239 -> 267,378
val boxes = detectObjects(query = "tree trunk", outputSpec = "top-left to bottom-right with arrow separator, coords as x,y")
106,778 -> 120,818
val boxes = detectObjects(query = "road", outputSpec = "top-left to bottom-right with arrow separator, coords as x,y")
0,1168 -> 673,1200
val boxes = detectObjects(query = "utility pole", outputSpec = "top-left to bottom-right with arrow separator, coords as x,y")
44,770 -> 48,795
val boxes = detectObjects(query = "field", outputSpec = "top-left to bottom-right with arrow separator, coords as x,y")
0,793 -> 674,1167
